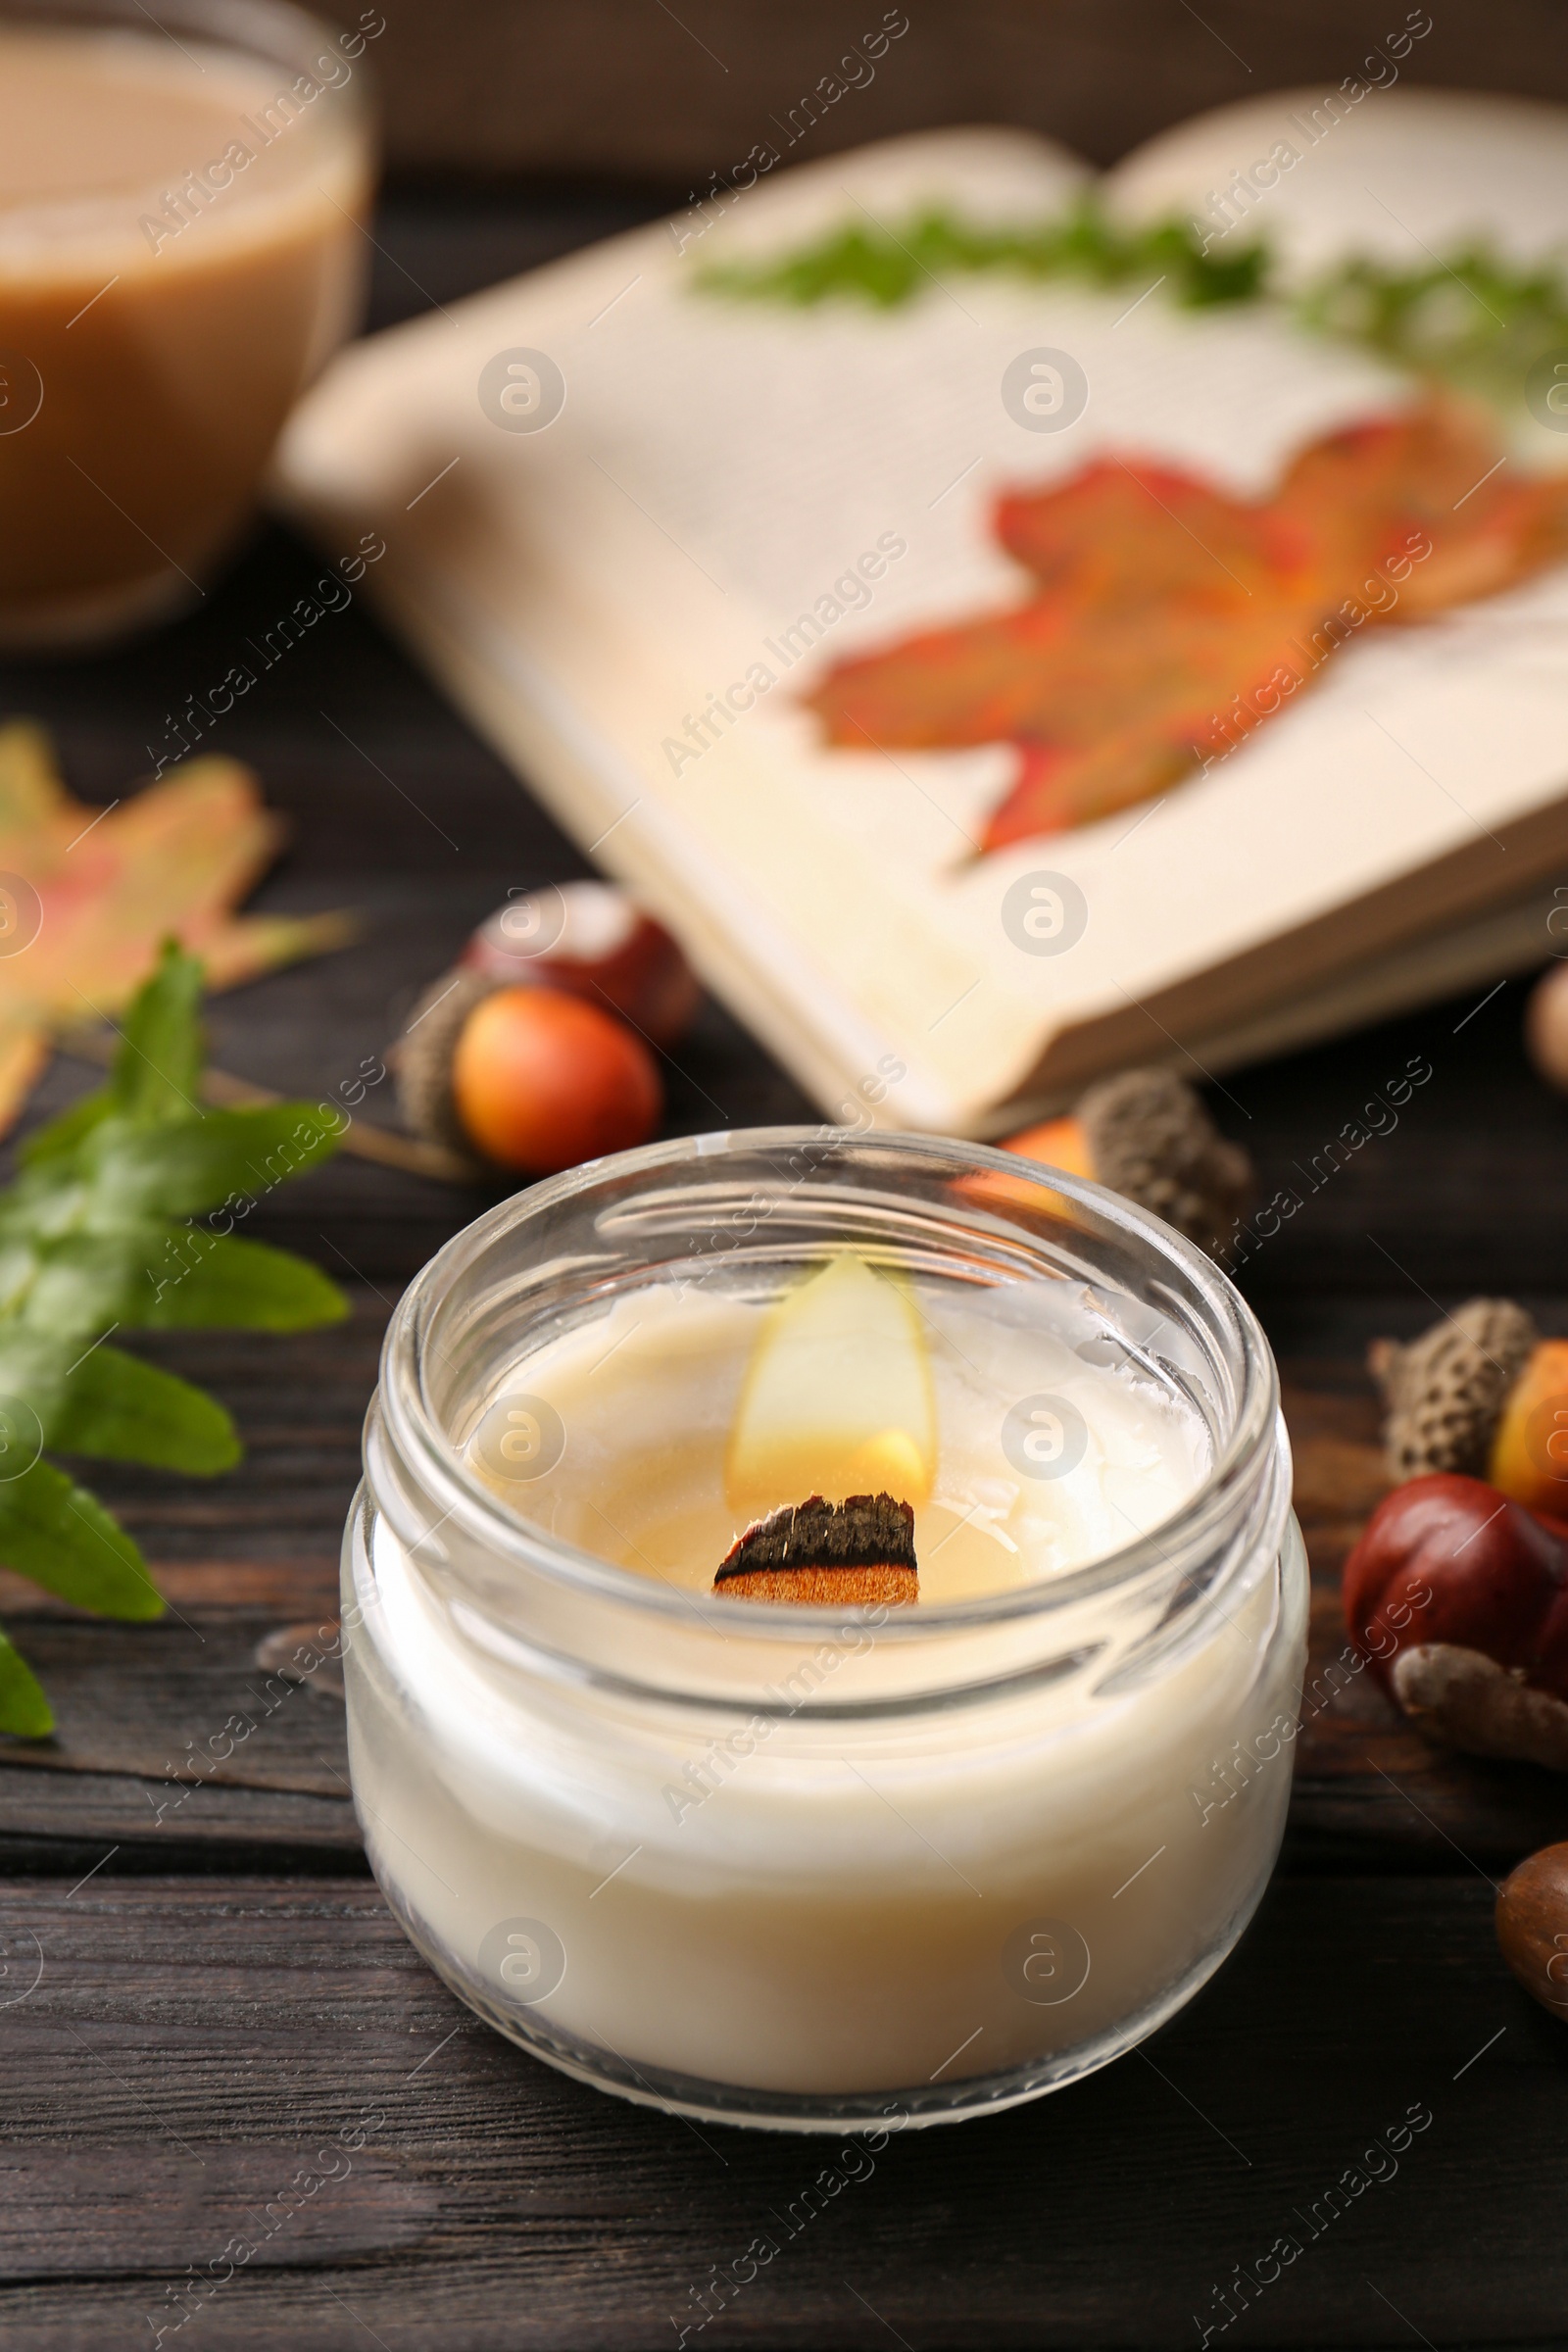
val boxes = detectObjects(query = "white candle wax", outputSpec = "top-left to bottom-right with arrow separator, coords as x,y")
468,1270 -> 1208,1598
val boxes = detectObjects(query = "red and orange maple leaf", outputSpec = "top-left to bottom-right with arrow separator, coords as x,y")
807,399 -> 1568,852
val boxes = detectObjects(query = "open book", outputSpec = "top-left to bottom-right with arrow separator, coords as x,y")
275,86 -> 1568,1133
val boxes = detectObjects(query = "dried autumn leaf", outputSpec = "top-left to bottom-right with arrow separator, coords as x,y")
0,724 -> 350,1133
808,397 -> 1568,851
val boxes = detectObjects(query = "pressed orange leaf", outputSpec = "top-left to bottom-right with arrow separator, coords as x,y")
807,396 -> 1568,851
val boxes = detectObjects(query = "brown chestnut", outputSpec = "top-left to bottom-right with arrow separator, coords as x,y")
462,883 -> 699,1047
1496,1840 -> 1568,2021
1343,1474 -> 1568,1698
1344,1474 -> 1568,1766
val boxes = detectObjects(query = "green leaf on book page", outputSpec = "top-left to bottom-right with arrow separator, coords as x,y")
0,1460 -> 161,1620
49,1345 -> 239,1475
130,1233 -> 348,1333
0,1625 -> 52,1738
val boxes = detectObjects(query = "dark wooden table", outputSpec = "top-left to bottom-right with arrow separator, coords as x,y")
0,194 -> 1564,2352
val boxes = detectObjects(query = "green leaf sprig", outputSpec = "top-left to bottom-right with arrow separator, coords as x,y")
698,196 -> 1268,312
1295,245 -> 1568,410
0,943 -> 348,1737
698,195 -> 1568,413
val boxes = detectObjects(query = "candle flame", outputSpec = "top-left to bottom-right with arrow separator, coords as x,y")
724,1254 -> 936,1516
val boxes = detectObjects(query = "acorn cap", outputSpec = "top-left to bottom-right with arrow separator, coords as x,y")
1369,1297 -> 1539,1483
1077,1068 -> 1252,1257
395,965 -> 499,1152
714,1492 -> 917,1605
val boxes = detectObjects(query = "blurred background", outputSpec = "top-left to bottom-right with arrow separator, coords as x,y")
344,0 -> 1561,185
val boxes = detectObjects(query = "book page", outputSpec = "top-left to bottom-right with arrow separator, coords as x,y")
276,119 -> 1568,1130
1104,86 -> 1568,286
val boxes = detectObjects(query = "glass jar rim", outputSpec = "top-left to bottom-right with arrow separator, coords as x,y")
0,0 -> 371,232
374,1124 -> 1283,1644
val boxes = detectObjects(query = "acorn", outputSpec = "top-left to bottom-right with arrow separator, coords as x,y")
713,1492 -> 918,1606
1392,1643 -> 1568,1772
399,973 -> 662,1176
1368,1298 -> 1568,1513
1003,1068 -> 1252,1259
398,884 -> 686,1176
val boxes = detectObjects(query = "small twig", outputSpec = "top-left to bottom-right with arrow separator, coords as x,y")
54,1028 -> 477,1186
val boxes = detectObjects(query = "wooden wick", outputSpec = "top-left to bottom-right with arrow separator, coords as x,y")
714,1492 -> 918,1605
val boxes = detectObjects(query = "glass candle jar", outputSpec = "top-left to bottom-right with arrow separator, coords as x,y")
345,1129 -> 1305,2133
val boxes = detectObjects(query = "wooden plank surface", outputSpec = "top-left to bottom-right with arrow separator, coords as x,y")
0,1876 -> 1561,2349
0,189 -> 1566,2346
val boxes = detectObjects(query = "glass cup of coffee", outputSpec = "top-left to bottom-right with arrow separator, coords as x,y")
0,0 -> 378,654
